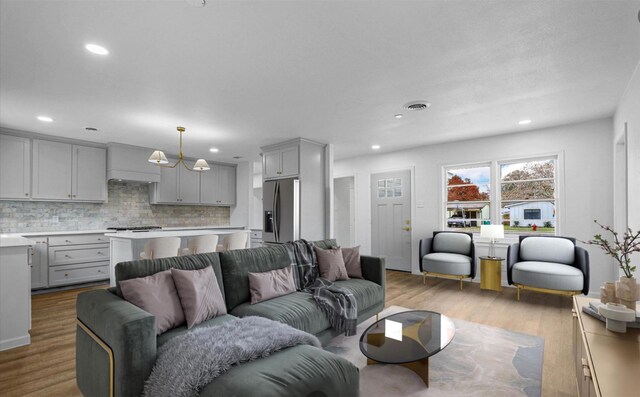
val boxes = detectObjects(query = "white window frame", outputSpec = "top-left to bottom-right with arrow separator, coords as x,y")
441,152 -> 563,238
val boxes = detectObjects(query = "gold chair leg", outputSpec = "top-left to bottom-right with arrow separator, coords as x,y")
423,272 -> 426,285
460,277 -> 463,290
376,314 -> 379,321
517,286 -> 520,301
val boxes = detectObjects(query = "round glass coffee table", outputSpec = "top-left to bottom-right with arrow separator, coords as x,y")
359,310 -> 455,387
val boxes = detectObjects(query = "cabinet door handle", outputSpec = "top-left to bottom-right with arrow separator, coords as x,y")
64,273 -> 68,277
25,193 -> 29,196
68,194 -> 71,198
97,251 -> 103,255
72,195 -> 76,198
65,240 -> 72,243
65,254 -> 71,258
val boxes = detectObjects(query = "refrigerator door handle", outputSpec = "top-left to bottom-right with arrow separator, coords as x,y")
275,181 -> 281,242
273,181 -> 279,243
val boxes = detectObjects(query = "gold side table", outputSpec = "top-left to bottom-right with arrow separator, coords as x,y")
480,256 -> 504,292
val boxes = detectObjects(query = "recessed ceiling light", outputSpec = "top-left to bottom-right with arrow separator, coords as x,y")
85,44 -> 109,55
209,148 -> 219,153
371,145 -> 381,150
518,119 -> 532,125
403,101 -> 431,111
37,116 -> 53,122
394,114 -> 403,119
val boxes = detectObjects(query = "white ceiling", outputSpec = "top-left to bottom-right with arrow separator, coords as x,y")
1,0 -> 639,162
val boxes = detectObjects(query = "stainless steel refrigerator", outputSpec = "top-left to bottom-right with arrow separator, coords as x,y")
263,178 -> 300,244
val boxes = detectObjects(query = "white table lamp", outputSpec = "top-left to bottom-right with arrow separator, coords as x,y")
481,224 -> 504,258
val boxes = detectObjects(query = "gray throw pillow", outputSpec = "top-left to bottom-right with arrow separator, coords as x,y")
342,246 -> 362,278
314,246 -> 349,282
120,270 -> 185,335
248,266 -> 297,304
171,266 -> 227,329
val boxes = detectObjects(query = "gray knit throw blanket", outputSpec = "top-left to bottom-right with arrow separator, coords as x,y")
143,316 -> 320,397
285,239 -> 358,336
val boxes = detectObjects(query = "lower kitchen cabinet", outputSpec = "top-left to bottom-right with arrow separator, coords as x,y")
48,262 -> 110,287
48,234 -> 110,286
30,239 -> 48,289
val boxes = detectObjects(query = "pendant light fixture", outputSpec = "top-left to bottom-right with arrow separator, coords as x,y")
148,126 -> 210,171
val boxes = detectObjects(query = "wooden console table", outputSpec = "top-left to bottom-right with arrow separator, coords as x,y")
572,296 -> 640,397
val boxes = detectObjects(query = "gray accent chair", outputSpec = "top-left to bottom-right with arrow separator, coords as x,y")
419,231 -> 475,289
507,235 -> 589,300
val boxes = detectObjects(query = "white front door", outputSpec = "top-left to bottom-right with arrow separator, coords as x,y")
371,170 -> 412,271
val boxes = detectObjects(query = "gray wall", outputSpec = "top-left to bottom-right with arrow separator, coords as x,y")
0,180 -> 230,233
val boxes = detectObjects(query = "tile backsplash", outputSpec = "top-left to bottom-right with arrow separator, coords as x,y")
0,181 -> 230,233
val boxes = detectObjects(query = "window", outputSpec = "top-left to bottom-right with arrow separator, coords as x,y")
523,209 -> 541,220
445,165 -> 491,232
377,178 -> 402,198
500,158 -> 556,234
444,157 -> 557,235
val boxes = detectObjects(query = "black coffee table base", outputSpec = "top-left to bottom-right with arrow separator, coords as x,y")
366,357 -> 429,386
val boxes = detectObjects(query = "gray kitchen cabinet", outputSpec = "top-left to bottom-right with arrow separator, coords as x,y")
73,145 -> 107,201
178,161 -> 201,204
47,234 -> 110,287
32,139 -> 107,202
150,159 -> 201,204
30,239 -> 48,290
0,134 -> 31,200
200,164 -> 236,205
32,139 -> 73,200
152,161 -> 180,203
106,143 -> 161,183
262,145 -> 299,180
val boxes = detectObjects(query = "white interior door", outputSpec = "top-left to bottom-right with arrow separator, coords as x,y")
334,176 -> 355,247
371,170 -> 412,271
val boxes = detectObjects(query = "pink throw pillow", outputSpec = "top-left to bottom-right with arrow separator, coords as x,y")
171,267 -> 227,329
341,246 -> 362,279
314,246 -> 349,282
249,267 -> 297,304
120,270 -> 185,335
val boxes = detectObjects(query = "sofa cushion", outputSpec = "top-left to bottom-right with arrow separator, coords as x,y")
422,252 -> 472,276
248,266 -> 296,304
171,267 -> 227,329
342,246 -> 363,279
157,314 -> 237,348
219,245 -> 293,311
512,261 -> 583,291
520,237 -> 575,265
119,270 -> 185,335
433,233 -> 472,255
333,278 -> 384,312
115,252 -> 224,300
220,239 -> 339,311
198,345 -> 359,397
314,246 -> 349,282
230,292 -> 331,335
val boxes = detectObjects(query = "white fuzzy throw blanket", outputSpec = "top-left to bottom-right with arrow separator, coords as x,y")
143,316 -> 321,397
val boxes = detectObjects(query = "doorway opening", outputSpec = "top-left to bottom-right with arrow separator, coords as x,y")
334,176 -> 356,247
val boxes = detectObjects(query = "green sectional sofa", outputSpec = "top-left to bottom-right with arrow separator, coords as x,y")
76,240 -> 385,397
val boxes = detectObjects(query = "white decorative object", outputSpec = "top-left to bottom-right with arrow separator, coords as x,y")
481,224 -> 504,258
598,302 -> 636,333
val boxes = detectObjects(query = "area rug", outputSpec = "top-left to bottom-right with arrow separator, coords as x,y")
324,306 -> 544,397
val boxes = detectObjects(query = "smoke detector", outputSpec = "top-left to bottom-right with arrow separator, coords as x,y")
403,101 -> 431,111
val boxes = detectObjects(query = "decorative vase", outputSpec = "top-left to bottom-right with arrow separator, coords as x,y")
600,282 -> 619,304
615,277 -> 638,311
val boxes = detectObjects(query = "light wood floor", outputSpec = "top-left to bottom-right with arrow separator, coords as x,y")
0,272 -> 577,396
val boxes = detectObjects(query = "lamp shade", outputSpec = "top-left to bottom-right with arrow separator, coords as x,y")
193,159 -> 210,171
148,150 -> 168,164
480,224 -> 504,239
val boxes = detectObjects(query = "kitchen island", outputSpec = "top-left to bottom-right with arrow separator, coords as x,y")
106,228 -> 249,286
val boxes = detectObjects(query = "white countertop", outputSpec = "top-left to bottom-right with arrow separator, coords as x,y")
105,229 -> 250,240
2,226 -> 245,238
0,236 -> 36,248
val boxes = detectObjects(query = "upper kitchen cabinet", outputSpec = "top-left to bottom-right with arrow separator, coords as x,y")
32,139 -> 107,202
32,140 -> 73,200
178,161 -> 201,204
106,143 -> 161,183
263,145 -> 299,179
150,159 -> 181,203
73,145 -> 107,201
0,134 -> 31,200
201,164 -> 236,205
